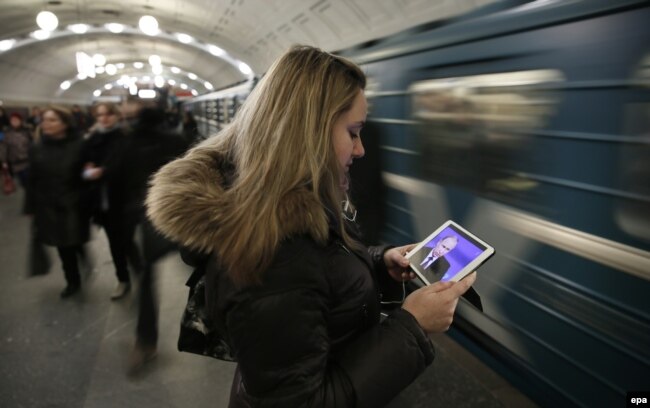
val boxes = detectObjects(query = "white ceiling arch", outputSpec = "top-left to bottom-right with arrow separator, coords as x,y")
0,0 -> 498,104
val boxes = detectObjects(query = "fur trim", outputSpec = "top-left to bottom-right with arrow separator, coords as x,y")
146,146 -> 328,254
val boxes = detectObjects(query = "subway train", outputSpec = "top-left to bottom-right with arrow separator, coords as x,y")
185,1 -> 650,407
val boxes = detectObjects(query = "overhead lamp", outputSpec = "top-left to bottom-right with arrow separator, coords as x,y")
204,81 -> 213,90
207,44 -> 225,56
152,65 -> 163,75
180,83 -> 188,90
36,11 -> 58,31
188,72 -> 197,80
116,63 -> 125,69
133,62 -> 144,69
175,33 -> 193,44
138,89 -> 156,99
0,39 -> 16,52
95,66 -> 105,74
76,51 -> 96,78
60,81 -> 71,90
148,54 -> 161,66
68,24 -> 89,34
170,66 -> 181,74
238,62 -> 252,75
105,64 -> 117,75
139,15 -> 159,36
31,30 -> 51,40
167,79 -> 176,86
191,89 -> 198,96
93,89 -> 102,97
129,84 -> 138,96
104,84 -> 113,90
77,73 -> 87,80
105,23 -> 125,34
143,76 -> 151,82
154,76 -> 165,88
93,53 -> 106,66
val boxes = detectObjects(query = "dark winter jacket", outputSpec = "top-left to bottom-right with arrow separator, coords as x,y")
25,135 -> 89,247
0,126 -> 32,172
79,125 -> 127,218
146,146 -> 435,407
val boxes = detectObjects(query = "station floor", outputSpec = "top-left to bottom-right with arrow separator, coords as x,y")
0,189 -> 538,408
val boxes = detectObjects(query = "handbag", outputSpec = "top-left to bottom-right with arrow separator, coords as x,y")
2,167 -> 16,195
178,266 -> 236,361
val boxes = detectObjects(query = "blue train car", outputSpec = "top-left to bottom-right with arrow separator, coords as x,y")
339,1 -> 650,407
185,1 -> 649,406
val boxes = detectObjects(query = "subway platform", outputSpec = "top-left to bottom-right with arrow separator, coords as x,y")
0,189 -> 538,408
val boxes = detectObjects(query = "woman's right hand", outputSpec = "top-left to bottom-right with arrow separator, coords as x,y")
401,272 -> 476,333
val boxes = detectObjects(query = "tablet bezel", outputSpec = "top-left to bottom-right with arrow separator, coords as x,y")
405,220 -> 494,285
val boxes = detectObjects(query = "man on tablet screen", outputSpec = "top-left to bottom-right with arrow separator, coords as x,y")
419,236 -> 458,281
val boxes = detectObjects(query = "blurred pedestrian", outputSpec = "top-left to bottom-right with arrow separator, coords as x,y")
0,113 -> 33,188
80,102 -> 136,300
25,106 -> 89,298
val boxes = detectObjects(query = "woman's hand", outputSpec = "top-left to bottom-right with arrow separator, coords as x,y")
401,272 -> 477,333
383,244 -> 418,282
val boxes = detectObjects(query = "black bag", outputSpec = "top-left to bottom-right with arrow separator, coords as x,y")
28,222 -> 51,277
178,266 -> 236,361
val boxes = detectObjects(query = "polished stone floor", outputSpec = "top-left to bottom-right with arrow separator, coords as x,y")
0,189 -> 537,408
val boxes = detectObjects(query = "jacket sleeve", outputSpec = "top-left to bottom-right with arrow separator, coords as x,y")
224,249 -> 434,408
367,244 -> 406,303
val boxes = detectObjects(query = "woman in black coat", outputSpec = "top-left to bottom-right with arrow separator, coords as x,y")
26,106 -> 89,298
80,102 -> 134,300
147,46 -> 476,407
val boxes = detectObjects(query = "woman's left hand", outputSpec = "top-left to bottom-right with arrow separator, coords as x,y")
384,244 -> 418,282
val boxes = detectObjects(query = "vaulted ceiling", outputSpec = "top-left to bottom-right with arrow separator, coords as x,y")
0,0 -> 496,105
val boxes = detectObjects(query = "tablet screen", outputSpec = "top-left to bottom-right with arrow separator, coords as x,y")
407,221 -> 493,285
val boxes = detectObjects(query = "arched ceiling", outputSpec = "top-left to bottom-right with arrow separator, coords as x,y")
0,0 -> 497,105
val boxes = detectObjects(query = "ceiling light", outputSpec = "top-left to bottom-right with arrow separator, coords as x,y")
191,89 -> 198,96
143,76 -> 151,81
105,64 -> 117,75
207,44 -> 225,56
129,84 -> 138,96
104,84 -> 113,90
116,63 -> 125,69
95,66 -> 105,74
175,33 -> 193,44
133,62 -> 144,69
36,11 -> 58,31
170,66 -> 180,74
60,81 -> 71,90
76,51 -> 95,78
188,72 -> 197,80
31,30 -> 51,40
68,24 -> 89,34
138,89 -> 156,99
148,55 -> 161,66
154,76 -> 165,88
93,53 -> 106,66
93,90 -> 102,97
105,23 -> 125,34
139,15 -> 159,36
152,65 -> 163,75
180,83 -> 188,90
0,39 -> 15,52
238,62 -> 252,75
77,73 -> 87,80
204,81 -> 213,90
167,79 -> 176,86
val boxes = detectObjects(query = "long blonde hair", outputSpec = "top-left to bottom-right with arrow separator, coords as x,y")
208,45 -> 366,285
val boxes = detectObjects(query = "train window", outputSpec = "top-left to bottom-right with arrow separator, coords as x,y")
409,69 -> 564,208
616,55 -> 650,242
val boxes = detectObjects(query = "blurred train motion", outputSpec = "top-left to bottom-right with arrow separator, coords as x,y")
185,1 -> 649,407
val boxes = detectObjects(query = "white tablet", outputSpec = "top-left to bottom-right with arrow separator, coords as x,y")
405,220 -> 494,285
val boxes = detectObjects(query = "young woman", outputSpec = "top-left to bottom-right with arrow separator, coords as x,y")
146,46 -> 476,406
80,102 -> 134,300
26,106 -> 89,298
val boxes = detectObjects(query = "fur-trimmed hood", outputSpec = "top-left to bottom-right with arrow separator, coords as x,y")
145,142 -> 329,255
